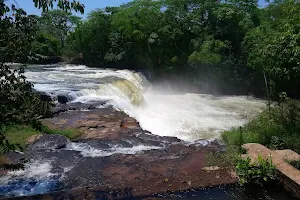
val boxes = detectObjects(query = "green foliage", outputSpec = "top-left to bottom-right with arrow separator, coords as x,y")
28,9 -> 81,63
244,0 -> 300,98
31,32 -> 60,59
188,39 -> 227,65
64,9 -> 111,65
206,146 -> 241,167
0,0 -> 84,169
0,64 -> 52,127
63,0 -> 261,93
222,99 -> 300,153
41,125 -> 82,139
236,155 -> 277,185
1,125 -> 40,151
33,0 -> 84,14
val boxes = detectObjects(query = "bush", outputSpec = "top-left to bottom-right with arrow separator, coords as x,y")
236,155 -> 277,186
0,64 -> 52,155
221,99 -> 300,153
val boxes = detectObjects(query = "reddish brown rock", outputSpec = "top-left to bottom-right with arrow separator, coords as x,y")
6,107 -> 237,200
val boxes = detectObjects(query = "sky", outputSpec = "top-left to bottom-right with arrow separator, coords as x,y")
7,0 -> 132,17
7,0 -> 268,18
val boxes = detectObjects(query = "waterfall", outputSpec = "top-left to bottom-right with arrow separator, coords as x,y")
25,64 -> 265,141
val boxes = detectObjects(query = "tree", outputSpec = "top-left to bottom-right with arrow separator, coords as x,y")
0,0 -> 84,167
65,9 -> 111,65
39,10 -> 81,47
244,0 -> 300,98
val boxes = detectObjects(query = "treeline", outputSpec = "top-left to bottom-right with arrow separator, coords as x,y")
25,10 -> 81,64
29,0 -> 300,98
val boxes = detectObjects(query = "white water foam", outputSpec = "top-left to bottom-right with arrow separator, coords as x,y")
104,91 -> 265,141
66,142 -> 162,158
25,64 -> 265,141
0,160 -> 58,197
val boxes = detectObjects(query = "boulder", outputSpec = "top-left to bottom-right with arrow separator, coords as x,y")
27,134 -> 70,152
58,95 -> 69,104
38,91 -> 52,102
120,117 -> 139,129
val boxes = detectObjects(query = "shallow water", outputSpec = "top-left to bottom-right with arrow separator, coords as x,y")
149,184 -> 297,200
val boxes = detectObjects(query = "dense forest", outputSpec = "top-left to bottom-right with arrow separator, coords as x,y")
18,0 -> 300,98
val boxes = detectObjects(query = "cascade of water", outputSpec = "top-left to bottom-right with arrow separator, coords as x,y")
25,64 -> 265,141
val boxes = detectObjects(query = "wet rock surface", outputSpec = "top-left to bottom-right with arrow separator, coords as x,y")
57,95 -> 69,104
2,105 -> 237,199
50,102 -> 105,116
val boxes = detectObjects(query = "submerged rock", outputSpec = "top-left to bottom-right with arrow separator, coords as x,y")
51,102 -> 105,116
57,95 -> 68,104
37,91 -> 52,102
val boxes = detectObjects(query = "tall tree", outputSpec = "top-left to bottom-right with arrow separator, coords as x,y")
0,0 -> 84,166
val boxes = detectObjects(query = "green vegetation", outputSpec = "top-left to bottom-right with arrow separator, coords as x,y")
236,156 -> 277,185
0,125 -> 82,155
222,99 -> 300,153
30,10 -> 81,63
206,146 -> 241,168
3,126 -> 40,149
41,125 -> 82,140
0,0 -> 84,168
3,0 -> 296,97
57,0 -> 299,98
216,98 -> 300,185
0,0 -> 300,182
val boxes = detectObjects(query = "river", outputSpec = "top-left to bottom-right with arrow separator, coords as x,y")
0,63 -> 274,199
25,64 -> 265,141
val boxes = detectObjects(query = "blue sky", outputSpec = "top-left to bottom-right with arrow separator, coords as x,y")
7,0 -> 268,17
7,0 -> 132,17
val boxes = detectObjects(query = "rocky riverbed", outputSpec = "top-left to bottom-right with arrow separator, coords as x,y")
1,103 -> 237,199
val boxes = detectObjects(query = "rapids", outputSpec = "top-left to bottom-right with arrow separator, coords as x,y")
24,64 -> 265,141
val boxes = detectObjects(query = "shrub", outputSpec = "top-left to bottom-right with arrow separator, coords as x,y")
236,155 -> 277,186
221,99 -> 300,153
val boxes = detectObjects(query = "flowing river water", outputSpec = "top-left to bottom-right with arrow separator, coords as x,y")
2,64 -> 295,199
25,64 -> 264,141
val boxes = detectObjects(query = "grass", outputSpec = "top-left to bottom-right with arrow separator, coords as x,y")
3,125 -> 40,148
1,124 -> 82,154
40,125 -> 82,140
206,146 -> 241,167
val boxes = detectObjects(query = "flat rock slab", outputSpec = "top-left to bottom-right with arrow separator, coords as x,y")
274,149 -> 300,162
43,108 -> 141,140
242,143 -> 300,199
